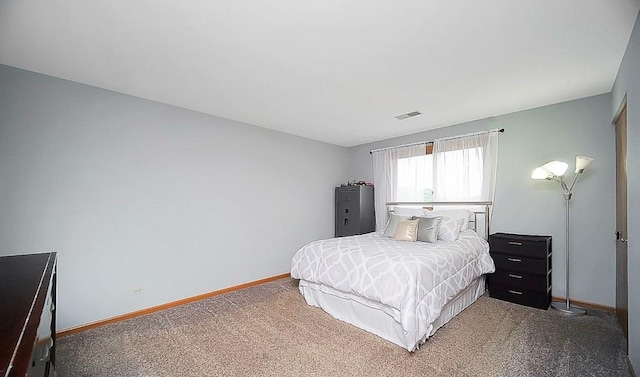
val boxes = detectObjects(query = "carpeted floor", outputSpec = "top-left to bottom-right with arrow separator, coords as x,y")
57,278 -> 631,377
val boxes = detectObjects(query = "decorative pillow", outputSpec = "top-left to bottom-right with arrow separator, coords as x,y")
393,219 -> 419,242
393,206 -> 426,217
416,217 -> 441,243
436,216 -> 462,242
382,214 -> 412,238
424,209 -> 472,231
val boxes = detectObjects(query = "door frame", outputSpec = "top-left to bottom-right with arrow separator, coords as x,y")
613,97 -> 628,339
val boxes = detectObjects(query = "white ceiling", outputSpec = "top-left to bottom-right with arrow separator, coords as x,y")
1,1 -> 639,147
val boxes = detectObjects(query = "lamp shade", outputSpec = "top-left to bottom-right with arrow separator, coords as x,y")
575,156 -> 594,173
542,160 -> 568,177
531,167 -> 552,180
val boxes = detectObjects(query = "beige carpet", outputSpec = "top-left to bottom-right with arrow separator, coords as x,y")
57,278 -> 631,377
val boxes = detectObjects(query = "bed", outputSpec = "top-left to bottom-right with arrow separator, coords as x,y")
290,203 -> 495,351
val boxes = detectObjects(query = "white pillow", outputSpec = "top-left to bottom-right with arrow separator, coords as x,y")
423,209 -> 472,231
435,216 -> 462,242
382,214 -> 412,238
393,206 -> 427,217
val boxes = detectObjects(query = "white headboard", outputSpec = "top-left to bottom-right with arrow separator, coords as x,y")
386,201 -> 492,240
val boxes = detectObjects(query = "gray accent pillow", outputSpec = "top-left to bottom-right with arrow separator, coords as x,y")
382,214 -> 412,238
416,216 -> 441,243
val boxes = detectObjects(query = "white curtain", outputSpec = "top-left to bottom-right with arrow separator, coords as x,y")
372,144 -> 426,230
433,130 -> 499,205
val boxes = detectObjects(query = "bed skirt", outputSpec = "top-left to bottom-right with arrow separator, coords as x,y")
298,275 -> 487,351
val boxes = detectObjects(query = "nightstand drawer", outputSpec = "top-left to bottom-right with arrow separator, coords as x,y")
489,282 -> 550,310
490,233 -> 551,259
491,253 -> 549,275
489,270 -> 549,292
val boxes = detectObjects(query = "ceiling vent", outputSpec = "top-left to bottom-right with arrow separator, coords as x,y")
394,111 -> 422,120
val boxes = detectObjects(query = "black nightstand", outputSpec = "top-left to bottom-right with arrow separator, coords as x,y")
488,233 -> 552,309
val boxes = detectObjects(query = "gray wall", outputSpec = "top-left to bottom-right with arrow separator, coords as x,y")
0,64 -> 350,331
611,10 -> 640,373
349,94 -> 616,307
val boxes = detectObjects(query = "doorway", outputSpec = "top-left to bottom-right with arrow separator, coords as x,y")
615,103 -> 628,338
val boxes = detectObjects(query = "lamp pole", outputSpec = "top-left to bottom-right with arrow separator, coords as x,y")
565,197 -> 570,310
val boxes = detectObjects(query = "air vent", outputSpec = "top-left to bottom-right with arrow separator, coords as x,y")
394,111 -> 422,120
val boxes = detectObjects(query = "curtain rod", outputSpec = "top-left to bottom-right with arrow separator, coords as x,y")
369,128 -> 504,154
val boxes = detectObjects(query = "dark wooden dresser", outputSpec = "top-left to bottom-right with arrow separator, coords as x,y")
488,233 -> 552,309
0,253 -> 57,377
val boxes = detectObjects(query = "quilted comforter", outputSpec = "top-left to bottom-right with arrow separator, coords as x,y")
290,230 -> 495,350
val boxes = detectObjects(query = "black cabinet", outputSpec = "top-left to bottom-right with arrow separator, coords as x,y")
488,233 -> 552,309
335,185 -> 375,237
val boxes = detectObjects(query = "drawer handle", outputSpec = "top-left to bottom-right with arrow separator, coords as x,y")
508,290 -> 523,295
507,258 -> 522,262
508,241 -> 523,246
508,274 -> 523,279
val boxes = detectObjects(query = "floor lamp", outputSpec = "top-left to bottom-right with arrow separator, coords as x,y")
531,156 -> 594,316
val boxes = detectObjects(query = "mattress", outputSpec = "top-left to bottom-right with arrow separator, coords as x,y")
291,229 -> 495,351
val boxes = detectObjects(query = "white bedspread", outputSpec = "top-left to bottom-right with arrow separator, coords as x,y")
290,230 -> 495,350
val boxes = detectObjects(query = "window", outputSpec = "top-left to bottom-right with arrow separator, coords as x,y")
372,131 -> 498,231
396,154 -> 433,202
396,143 -> 434,202
434,146 -> 484,201
395,143 -> 486,202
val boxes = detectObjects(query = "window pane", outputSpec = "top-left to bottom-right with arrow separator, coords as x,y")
397,155 -> 433,202
435,147 -> 484,200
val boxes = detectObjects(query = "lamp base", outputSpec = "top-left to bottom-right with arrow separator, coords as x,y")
551,302 -> 587,316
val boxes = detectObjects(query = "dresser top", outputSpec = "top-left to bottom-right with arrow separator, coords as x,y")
0,253 -> 56,377
490,232 -> 551,242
